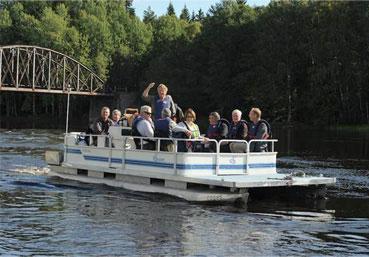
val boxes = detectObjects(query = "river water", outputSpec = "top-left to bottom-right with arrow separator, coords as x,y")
0,128 -> 368,256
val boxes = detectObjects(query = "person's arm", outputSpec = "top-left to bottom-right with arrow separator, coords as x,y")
168,95 -> 176,117
217,123 -> 229,140
172,121 -> 192,137
253,123 -> 267,152
92,120 -> 103,134
241,123 -> 248,140
256,123 -> 267,139
142,82 -> 155,102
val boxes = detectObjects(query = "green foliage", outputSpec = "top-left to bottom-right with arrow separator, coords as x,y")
167,2 -> 176,16
180,5 -> 190,21
1,0 -> 369,126
143,6 -> 156,24
0,9 -> 12,29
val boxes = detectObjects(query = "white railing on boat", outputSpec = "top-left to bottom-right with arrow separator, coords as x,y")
63,133 -> 278,176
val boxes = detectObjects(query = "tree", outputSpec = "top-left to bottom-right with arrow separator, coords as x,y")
196,9 -> 205,21
180,5 -> 190,21
143,6 -> 156,24
191,11 -> 196,22
167,2 -> 175,16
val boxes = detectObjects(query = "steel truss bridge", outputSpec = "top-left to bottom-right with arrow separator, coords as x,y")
0,45 -> 110,95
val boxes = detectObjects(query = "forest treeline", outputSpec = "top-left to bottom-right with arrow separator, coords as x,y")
1,0 -> 369,127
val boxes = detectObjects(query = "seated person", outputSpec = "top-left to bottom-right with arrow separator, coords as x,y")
177,108 -> 203,152
173,104 -> 184,123
227,109 -> 248,153
204,112 -> 229,152
90,106 -> 113,146
248,107 -> 271,152
154,108 -> 191,152
111,109 -> 122,126
92,106 -> 113,135
132,105 -> 156,150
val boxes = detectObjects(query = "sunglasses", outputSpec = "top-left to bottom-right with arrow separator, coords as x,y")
144,111 -> 152,115
186,115 -> 194,118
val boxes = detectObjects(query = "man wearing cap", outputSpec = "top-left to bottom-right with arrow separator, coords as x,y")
154,108 -> 191,151
132,105 -> 156,150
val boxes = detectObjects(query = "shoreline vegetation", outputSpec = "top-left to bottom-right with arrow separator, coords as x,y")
1,0 -> 369,128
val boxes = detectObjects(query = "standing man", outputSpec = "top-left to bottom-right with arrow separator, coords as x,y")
228,109 -> 248,153
142,82 -> 176,120
132,105 -> 156,150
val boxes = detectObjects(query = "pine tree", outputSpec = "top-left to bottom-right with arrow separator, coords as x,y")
166,2 -> 175,16
196,8 -> 205,21
125,0 -> 135,16
191,10 -> 196,21
143,6 -> 156,24
179,5 -> 190,21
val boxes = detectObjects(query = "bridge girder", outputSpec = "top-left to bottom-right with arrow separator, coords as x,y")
0,45 -> 111,96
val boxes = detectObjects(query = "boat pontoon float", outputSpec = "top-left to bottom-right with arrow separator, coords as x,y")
46,127 -> 336,204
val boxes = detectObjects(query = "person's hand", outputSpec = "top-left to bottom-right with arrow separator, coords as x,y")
185,130 -> 192,138
203,137 -> 210,142
148,82 -> 155,89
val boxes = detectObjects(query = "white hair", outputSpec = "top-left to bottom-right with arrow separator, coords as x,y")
140,105 -> 152,114
112,109 -> 121,116
232,109 -> 242,116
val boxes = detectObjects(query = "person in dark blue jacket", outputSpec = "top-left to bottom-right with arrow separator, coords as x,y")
247,107 -> 270,152
154,108 -> 191,152
228,109 -> 248,153
204,112 -> 229,152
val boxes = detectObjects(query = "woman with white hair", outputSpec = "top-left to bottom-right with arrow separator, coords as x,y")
111,109 -> 122,126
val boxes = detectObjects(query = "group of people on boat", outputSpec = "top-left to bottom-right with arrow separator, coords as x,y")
89,82 -> 271,152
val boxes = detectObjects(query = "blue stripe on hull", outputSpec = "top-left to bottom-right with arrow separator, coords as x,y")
66,148 -> 82,154
67,148 -> 275,170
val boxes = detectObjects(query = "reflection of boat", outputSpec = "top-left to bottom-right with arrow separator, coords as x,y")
46,126 -> 336,205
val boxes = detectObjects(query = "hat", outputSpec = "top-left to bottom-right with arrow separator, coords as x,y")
140,105 -> 152,114
161,108 -> 172,118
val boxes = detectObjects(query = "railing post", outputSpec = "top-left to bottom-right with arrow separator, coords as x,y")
157,138 -> 161,152
62,56 -> 66,92
16,48 -> 19,88
245,141 -> 249,174
90,74 -> 93,93
122,137 -> 126,170
77,64 -> 80,92
48,51 -> 51,90
32,48 -> 36,90
64,133 -> 68,163
108,135 -> 112,167
0,48 -> 2,89
215,140 -> 220,175
174,140 -> 178,175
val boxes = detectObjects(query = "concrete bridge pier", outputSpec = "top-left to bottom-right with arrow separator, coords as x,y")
89,92 -> 138,122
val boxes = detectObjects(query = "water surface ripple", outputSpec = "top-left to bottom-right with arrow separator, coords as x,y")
0,129 -> 368,256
